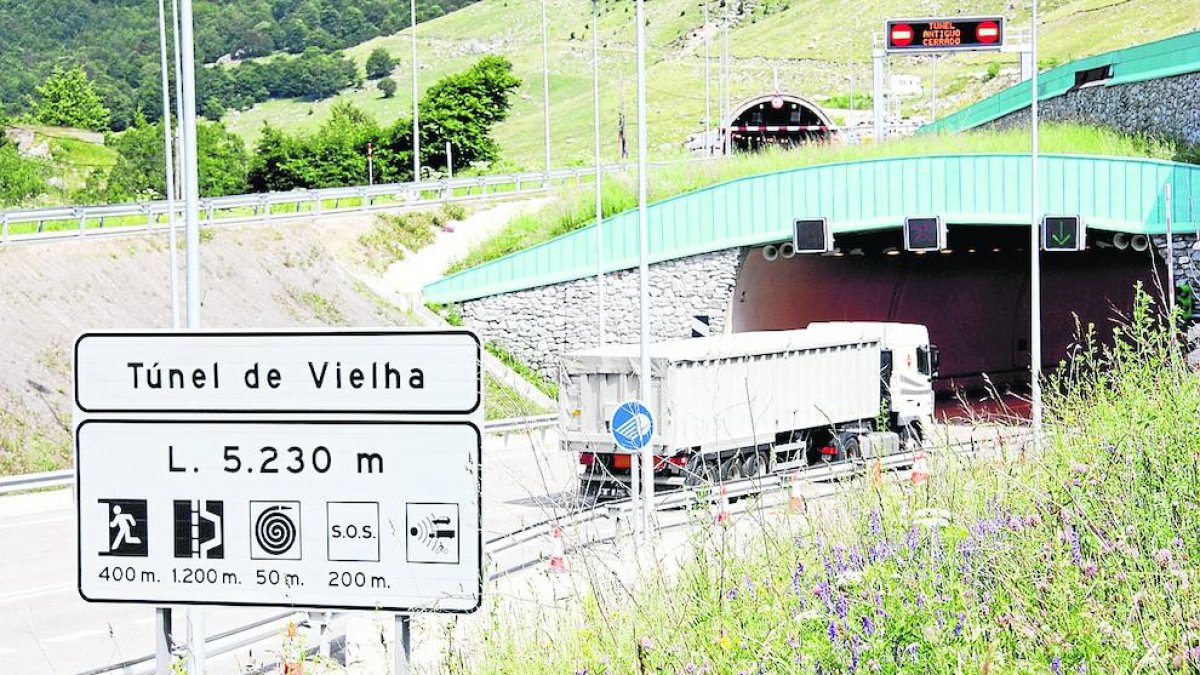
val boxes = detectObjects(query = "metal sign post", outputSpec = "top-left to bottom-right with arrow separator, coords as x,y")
635,0 -> 653,541
395,615 -> 412,674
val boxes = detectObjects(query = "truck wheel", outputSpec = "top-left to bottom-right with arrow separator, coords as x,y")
741,452 -> 767,478
684,456 -> 714,487
721,455 -> 744,482
844,436 -> 862,462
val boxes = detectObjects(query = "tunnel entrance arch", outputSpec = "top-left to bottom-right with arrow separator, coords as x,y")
723,93 -> 835,152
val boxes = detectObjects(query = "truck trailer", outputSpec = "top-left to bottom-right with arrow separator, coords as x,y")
558,322 -> 938,501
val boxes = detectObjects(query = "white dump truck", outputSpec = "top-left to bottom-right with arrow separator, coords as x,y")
558,322 -> 938,500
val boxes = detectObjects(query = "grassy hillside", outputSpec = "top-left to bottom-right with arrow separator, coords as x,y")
223,0 -> 1199,170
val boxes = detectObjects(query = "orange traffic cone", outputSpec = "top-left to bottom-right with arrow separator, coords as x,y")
787,473 -> 806,514
714,485 -> 731,526
911,450 -> 930,486
547,527 -> 567,573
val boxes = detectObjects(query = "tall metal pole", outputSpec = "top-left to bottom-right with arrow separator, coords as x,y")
170,0 -> 197,665
171,0 -> 184,178
1167,183 -> 1175,315
592,0 -> 606,346
1029,0 -> 1043,439
635,0 -> 653,540
156,0 -> 179,331
703,1 -> 711,156
410,0 -> 421,182
540,0 -> 553,180
446,141 -> 454,180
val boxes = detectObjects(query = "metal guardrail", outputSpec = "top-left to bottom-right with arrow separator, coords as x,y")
0,157 -> 726,245
0,416 -> 560,496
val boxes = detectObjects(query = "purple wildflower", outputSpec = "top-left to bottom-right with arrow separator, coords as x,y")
685,664 -> 696,674
835,594 -> 849,620
862,615 -> 875,635
1051,656 -> 1062,675
905,643 -> 919,663
639,636 -> 653,650
1173,537 -> 1184,548
1156,548 -> 1173,568
827,621 -> 838,644
1077,662 -> 1088,675
953,613 -> 964,637
792,564 -> 804,595
727,587 -> 738,600
1068,527 -> 1082,566
868,510 -> 882,536
1081,560 -> 1099,578
1008,516 -> 1024,531
916,592 -> 926,607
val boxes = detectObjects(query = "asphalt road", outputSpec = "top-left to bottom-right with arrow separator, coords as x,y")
0,428 -> 575,675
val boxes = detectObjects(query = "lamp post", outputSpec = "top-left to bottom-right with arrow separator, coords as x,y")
541,0 -> 553,181
635,0 -> 653,540
592,0 -> 605,345
1029,0 -> 1043,439
411,0 -> 420,181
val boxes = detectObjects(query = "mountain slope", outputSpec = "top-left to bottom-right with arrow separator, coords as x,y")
222,0 -> 1199,169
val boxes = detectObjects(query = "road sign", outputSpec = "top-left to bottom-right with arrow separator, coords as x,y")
904,216 -> 946,252
885,17 -> 1005,54
1042,215 -> 1085,252
611,400 -> 654,451
77,420 -> 480,612
74,330 -> 482,614
74,331 -> 479,414
793,218 -> 832,254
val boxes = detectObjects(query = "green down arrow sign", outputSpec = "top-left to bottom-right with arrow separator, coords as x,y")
1043,216 -> 1082,251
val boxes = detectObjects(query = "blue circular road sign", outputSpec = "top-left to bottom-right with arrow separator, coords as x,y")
611,400 -> 655,451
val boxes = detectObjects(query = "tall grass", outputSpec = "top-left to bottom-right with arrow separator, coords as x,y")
446,124 -> 1183,274
459,290 -> 1200,673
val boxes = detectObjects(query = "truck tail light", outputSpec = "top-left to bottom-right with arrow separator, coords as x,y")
820,446 -> 838,456
579,452 -> 596,466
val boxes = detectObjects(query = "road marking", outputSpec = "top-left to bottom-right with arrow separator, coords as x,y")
0,583 -> 71,605
43,628 -> 106,644
0,514 -> 71,531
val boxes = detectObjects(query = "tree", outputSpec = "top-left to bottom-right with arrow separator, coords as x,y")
378,77 -> 397,98
365,48 -> 395,80
0,145 -> 44,205
33,65 -> 111,131
248,102 -> 380,191
100,118 -> 249,201
418,55 -> 521,171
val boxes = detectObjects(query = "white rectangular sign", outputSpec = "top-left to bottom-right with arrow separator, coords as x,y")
74,331 -> 480,414
76,420 -> 481,612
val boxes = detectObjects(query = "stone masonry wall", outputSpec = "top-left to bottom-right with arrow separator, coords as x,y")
985,71 -> 1200,148
1154,232 -> 1200,293
460,249 -> 743,380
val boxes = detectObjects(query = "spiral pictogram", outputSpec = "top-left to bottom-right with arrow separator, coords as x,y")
254,505 -> 297,556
